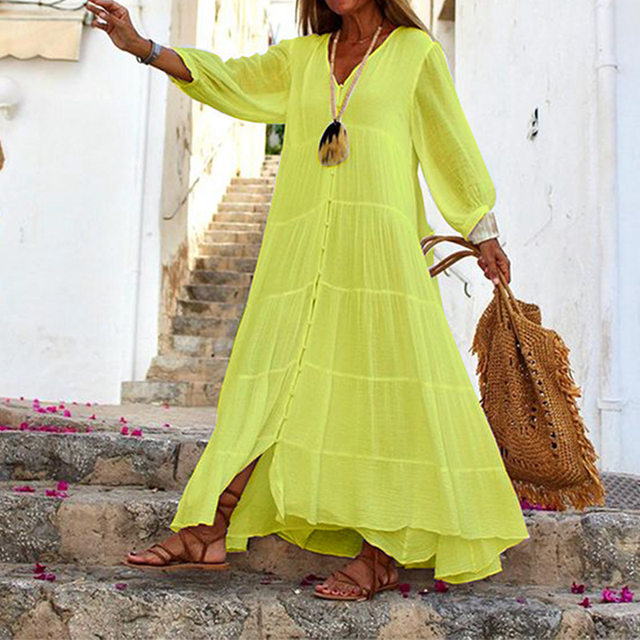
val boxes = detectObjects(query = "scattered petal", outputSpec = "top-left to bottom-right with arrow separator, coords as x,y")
619,586 -> 634,602
131,428 -> 143,437
434,579 -> 449,593
398,583 -> 411,598
162,423 -> 171,428
121,426 -> 129,436
601,587 -> 618,603
89,414 -> 97,420
571,581 -> 586,594
515,596 -> 527,603
56,481 -> 69,491
119,417 -> 127,424
578,596 -> 591,608
44,573 -> 56,581
63,409 -> 72,417
33,563 -> 46,574
114,582 -> 128,591
13,485 -> 36,493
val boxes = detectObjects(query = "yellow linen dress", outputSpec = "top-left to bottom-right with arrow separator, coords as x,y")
167,25 -> 530,584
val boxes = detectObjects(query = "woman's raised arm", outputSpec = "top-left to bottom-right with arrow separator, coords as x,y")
86,0 -> 193,82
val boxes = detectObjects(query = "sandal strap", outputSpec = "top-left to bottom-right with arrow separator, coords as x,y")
331,568 -> 370,597
146,542 -> 177,564
178,527 -> 209,563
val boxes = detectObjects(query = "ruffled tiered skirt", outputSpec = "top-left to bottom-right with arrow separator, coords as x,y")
169,139 -> 530,584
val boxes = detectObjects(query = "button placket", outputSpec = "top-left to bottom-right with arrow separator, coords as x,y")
273,180 -> 334,442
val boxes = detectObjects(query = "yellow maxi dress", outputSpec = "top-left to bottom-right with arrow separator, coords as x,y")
167,25 -> 530,584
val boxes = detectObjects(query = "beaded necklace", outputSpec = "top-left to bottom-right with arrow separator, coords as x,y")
318,20 -> 384,167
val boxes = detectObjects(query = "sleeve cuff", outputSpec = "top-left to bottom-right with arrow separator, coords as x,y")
467,210 -> 500,244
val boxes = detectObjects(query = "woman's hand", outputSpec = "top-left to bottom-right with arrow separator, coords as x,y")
86,0 -> 147,55
476,238 -> 510,286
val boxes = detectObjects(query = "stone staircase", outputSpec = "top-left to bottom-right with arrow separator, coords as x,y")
121,154 -> 281,407
0,400 -> 639,638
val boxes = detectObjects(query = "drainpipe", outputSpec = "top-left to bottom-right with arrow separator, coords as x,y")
122,0 -> 150,383
595,0 -> 623,470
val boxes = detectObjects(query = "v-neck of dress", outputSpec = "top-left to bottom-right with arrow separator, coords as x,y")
324,26 -> 403,88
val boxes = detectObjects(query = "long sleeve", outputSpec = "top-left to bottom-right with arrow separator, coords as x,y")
168,38 -> 292,124
410,41 -> 497,241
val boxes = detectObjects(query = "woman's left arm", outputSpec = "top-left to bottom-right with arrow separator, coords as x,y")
411,40 -> 511,285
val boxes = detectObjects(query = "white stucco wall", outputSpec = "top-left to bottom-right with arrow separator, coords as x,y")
0,1 -> 170,403
615,0 -> 640,471
421,0 -> 639,473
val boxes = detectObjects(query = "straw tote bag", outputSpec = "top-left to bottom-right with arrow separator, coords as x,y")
421,234 -> 605,512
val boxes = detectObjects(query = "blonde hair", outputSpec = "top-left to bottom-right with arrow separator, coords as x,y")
295,0 -> 433,37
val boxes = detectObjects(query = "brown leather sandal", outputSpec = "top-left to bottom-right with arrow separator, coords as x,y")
313,548 -> 398,601
122,486 -> 243,572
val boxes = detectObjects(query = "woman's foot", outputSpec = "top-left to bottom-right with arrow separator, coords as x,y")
314,542 -> 399,600
126,523 -> 227,566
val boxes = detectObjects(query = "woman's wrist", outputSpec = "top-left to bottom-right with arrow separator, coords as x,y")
468,210 -> 500,244
126,36 -> 153,59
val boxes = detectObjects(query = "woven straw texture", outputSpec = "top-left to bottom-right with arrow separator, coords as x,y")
425,235 -> 606,511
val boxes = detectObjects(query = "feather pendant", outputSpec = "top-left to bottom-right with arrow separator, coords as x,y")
318,120 -> 349,166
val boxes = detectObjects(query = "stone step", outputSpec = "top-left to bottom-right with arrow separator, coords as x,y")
222,191 -> 272,204
218,202 -> 270,214
203,229 -> 263,245
194,255 -> 258,272
230,176 -> 275,187
199,242 -> 261,258
226,182 -> 274,194
183,283 -> 251,304
147,353 -> 229,383
171,315 -> 240,339
211,211 -> 267,225
120,380 -> 222,406
0,429 -> 206,491
4,564 -> 632,640
166,335 -> 235,358
0,481 -> 639,591
188,269 -> 253,287
208,221 -> 264,233
176,298 -> 246,318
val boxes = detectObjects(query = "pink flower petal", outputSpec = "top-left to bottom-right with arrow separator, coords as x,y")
398,582 -> 411,598
114,582 -> 128,591
578,596 -> 591,608
119,417 -> 127,424
89,414 -> 97,420
619,586 -> 634,602
435,580 -> 449,593
601,587 -> 618,603
121,426 -> 129,436
13,485 -> 36,493
131,428 -> 143,437
56,481 -> 69,491
33,563 -> 46,574
571,581 -> 585,594
44,573 -> 56,581
63,410 -> 71,417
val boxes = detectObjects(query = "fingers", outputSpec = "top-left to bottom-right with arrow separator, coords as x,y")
496,251 -> 511,284
86,2 -> 114,25
87,0 -> 123,10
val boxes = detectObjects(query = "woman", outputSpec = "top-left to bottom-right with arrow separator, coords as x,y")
87,0 -> 529,602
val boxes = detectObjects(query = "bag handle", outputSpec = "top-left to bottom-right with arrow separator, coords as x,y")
422,233 -> 526,335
